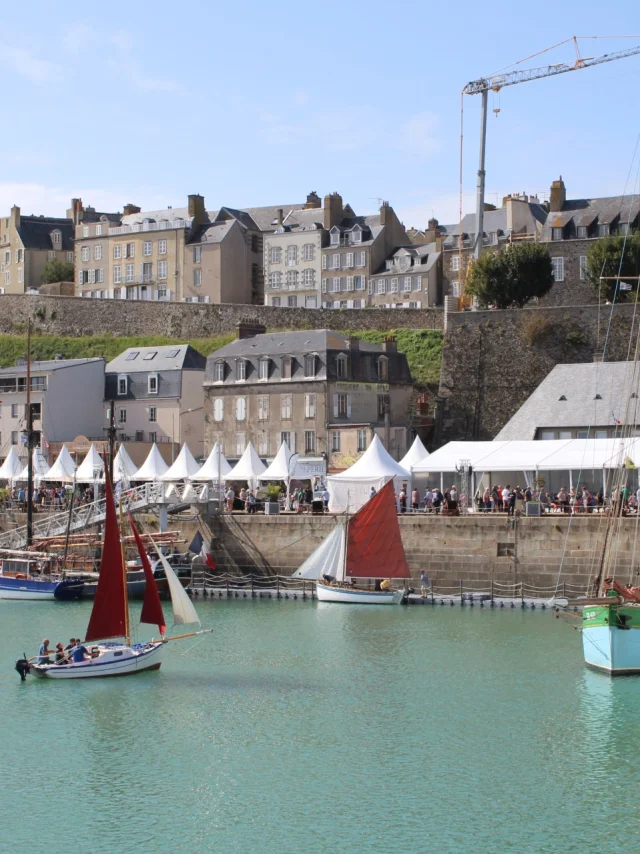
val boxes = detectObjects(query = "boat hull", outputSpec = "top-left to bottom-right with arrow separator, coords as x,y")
316,581 -> 404,605
30,642 -> 164,679
583,604 -> 640,674
0,577 -> 84,601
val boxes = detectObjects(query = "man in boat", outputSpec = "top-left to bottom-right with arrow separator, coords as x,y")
72,640 -> 91,664
37,639 -> 51,665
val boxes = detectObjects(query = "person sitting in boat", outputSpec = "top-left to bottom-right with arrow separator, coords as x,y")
37,639 -> 51,665
54,642 -> 66,664
322,574 -> 335,585
380,579 -> 392,591
72,640 -> 91,664
63,638 -> 75,659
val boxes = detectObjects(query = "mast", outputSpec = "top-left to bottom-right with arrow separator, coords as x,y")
25,319 -> 33,547
119,498 -> 131,645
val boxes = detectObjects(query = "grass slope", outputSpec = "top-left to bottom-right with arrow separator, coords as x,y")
0,329 -> 442,386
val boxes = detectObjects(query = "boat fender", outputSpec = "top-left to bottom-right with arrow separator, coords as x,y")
15,659 -> 30,681
15,573 -> 27,579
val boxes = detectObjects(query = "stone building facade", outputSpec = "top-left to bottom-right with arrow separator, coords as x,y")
203,324 -> 414,471
0,206 -> 74,293
368,243 -> 441,308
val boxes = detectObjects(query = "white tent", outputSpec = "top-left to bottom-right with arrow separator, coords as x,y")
191,442 -> 232,483
75,444 -> 105,483
223,442 -> 266,491
258,441 -> 294,482
15,447 -> 50,484
132,443 -> 170,481
162,443 -> 201,481
328,435 -> 409,513
113,444 -> 138,483
400,436 -> 429,471
44,445 -> 77,483
0,447 -> 24,482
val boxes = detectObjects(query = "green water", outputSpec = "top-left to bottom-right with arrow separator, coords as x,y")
1,599 -> 639,854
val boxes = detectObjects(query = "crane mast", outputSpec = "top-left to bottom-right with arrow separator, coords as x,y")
463,40 -> 640,260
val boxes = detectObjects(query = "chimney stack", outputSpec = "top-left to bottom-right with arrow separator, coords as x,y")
323,192 -> 343,230
277,208 -> 284,225
188,194 -> 206,225
10,205 -> 20,229
550,176 -> 567,213
304,191 -> 321,210
382,335 -> 397,354
122,203 -> 141,216
236,321 -> 267,340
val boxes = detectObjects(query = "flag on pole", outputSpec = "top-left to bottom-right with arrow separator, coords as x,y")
188,531 -> 204,554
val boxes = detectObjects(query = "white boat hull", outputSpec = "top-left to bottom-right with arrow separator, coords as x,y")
0,587 -> 55,600
316,581 -> 404,605
30,642 -> 164,679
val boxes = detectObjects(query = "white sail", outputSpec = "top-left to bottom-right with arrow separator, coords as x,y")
149,536 -> 200,626
292,523 -> 346,581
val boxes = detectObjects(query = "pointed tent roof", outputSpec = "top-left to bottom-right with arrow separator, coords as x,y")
258,441 -> 294,482
75,444 -> 105,483
223,442 -> 266,482
44,445 -> 77,482
400,436 -> 429,472
132,443 -> 170,481
0,447 -> 24,481
162,443 -> 201,481
331,435 -> 409,481
191,442 -> 232,482
113,444 -> 138,482
15,447 -> 50,482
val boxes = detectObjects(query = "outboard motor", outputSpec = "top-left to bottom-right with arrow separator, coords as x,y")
15,658 -> 31,681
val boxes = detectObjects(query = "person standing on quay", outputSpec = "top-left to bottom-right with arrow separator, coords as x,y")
419,570 -> 430,599
411,488 -> 419,512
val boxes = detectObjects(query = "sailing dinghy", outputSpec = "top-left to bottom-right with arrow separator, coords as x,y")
19,468 -> 208,680
293,480 -> 411,604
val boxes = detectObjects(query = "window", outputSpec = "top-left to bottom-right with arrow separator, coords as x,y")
11,403 -> 18,418
214,361 -> 225,382
286,270 -> 298,288
11,431 -> 18,445
148,375 -> 158,394
271,297 -> 281,307
579,255 -> 587,281
345,252 -> 354,268
235,432 -> 246,456
126,243 -> 135,258
143,241 -> 152,256
126,351 -> 139,361
83,226 -> 89,237
552,227 -> 563,241
126,264 -> 134,282
287,245 -> 297,266
149,431 -> 156,443
577,226 -> 588,239
282,357 -> 292,379
303,244 -> 314,261
322,255 -> 327,270
93,245 -> 102,261
551,257 -> 564,283
193,269 -> 202,286
304,431 -> 315,453
17,268 -> 23,284
142,262 -> 152,282
67,251 -> 74,263
304,355 -> 316,377
259,359 -> 270,381
305,393 -> 316,418
236,360 -> 247,381
149,406 -> 157,422
114,244 -> 122,260
47,250 -> 56,261
598,224 -> 609,237
258,431 -> 269,456
117,374 -> 127,395
355,276 -> 365,291
270,246 -> 281,264
279,430 -> 293,450
258,395 -> 269,420
81,246 -> 89,262
357,428 -> 367,452
158,239 -> 167,255
330,231 -> 340,246
302,268 -> 314,286
377,280 -> 386,295
403,277 -> 412,293
213,398 -> 224,421
109,265 -> 121,285
235,397 -> 246,420
451,255 -> 460,271
331,431 -> 340,452
193,246 -> 201,263
356,252 -> 366,267
390,278 -> 398,293
287,295 -> 297,307
351,229 -> 362,244
97,268 -> 104,283
346,276 -> 354,291
332,253 -> 340,270
377,357 -> 389,381
336,354 -> 347,379
334,393 -> 348,417
268,272 -> 281,289
305,295 -> 317,308
413,277 -> 421,291
331,278 -> 340,293
158,260 -> 167,280
281,393 -> 292,419
119,408 -> 127,424
451,281 -> 460,297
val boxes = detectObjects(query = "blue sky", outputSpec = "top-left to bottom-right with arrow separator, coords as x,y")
1,0 -> 640,227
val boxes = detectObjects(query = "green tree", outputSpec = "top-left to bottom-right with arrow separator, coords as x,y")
587,233 -> 640,301
465,243 -> 554,309
41,259 -> 74,284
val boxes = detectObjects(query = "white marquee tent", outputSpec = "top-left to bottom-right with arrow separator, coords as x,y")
258,441 -> 294,482
113,445 -> 138,483
75,444 -> 105,483
328,435 -> 409,513
45,445 -> 77,483
15,447 -> 50,484
0,448 -> 24,482
223,442 -> 266,491
191,442 -> 232,483
400,435 -> 429,471
162,443 -> 201,481
132,443 -> 170,481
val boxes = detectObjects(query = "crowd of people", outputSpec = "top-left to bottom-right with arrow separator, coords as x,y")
37,637 -> 93,667
1,484 -> 101,513
223,483 -> 328,514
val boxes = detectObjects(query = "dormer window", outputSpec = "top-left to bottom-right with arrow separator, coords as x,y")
619,222 -> 630,236
385,260 -> 393,271
214,361 -> 225,383
259,358 -> 270,381
577,226 -> 588,239
351,227 -> 362,244
304,355 -> 316,377
282,357 -> 292,380
148,374 -> 158,394
236,359 -> 247,382
598,224 -> 609,237
330,228 -> 340,246
559,395 -> 567,401
552,227 -> 563,241
52,230 -> 61,245
336,354 -> 348,379
117,374 -> 127,396
377,357 -> 389,381
594,394 -> 602,400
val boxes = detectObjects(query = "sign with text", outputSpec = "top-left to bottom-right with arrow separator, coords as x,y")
333,382 -> 389,394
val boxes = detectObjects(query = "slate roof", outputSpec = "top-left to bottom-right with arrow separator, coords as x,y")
495,361 -> 640,440
121,207 -> 192,227
17,217 -> 74,251
0,358 -> 103,376
105,345 -> 206,374
372,243 -> 440,276
207,203 -> 302,232
541,195 -> 640,241
281,207 -> 325,231
188,220 -> 236,245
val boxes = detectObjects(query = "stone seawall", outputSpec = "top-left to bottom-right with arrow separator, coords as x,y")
437,302 -> 640,442
208,513 -> 622,590
0,294 -> 443,338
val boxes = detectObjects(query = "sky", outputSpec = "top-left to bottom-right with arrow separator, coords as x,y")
1,0 -> 640,228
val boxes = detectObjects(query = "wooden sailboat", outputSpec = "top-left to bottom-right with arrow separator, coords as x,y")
21,468 -> 207,680
294,480 -> 411,604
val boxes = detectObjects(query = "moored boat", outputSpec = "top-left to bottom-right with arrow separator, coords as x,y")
582,579 -> 640,675
0,551 -> 84,601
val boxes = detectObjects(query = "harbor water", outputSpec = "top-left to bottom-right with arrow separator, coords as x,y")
2,599 -> 640,854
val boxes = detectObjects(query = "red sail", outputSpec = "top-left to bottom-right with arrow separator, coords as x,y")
346,479 -> 410,579
85,468 -> 127,642
128,513 -> 166,635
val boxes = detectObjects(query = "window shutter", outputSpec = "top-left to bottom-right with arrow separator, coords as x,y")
333,394 -> 339,418
322,255 -> 327,270
347,395 -> 352,418
290,433 -> 296,452
322,279 -> 327,293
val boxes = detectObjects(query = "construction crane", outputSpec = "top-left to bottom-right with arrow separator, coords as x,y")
463,38 -> 640,259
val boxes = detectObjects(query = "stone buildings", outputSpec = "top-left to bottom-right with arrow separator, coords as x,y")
0,358 -> 105,465
203,323 -> 414,472
104,344 -> 207,464
368,243 -> 441,308
0,206 -> 74,294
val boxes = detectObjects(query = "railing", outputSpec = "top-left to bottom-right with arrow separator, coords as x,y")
108,220 -> 192,236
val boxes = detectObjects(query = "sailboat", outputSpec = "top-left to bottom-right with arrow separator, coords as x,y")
20,467 -> 207,680
293,480 -> 411,604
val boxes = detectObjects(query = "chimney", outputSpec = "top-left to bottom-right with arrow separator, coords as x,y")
427,217 -> 439,231
382,335 -> 397,354
122,203 -> 141,216
550,176 -> 566,213
277,208 -> 284,225
236,321 -> 267,340
346,336 -> 360,351
379,201 -> 390,225
304,191 -> 321,210
188,194 -> 206,225
10,205 -> 20,229
67,198 -> 84,225
323,192 -> 343,230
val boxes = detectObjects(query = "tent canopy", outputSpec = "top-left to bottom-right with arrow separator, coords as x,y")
0,447 -> 24,481
400,435 -> 429,471
328,435 -> 409,513
162,443 -> 201,481
191,442 -> 232,482
15,447 -> 50,483
113,444 -> 138,482
45,445 -> 77,483
132,443 -> 170,481
258,441 -> 294,482
224,442 -> 266,487
75,444 -> 105,483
